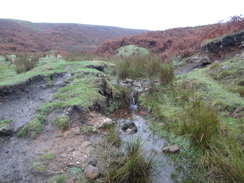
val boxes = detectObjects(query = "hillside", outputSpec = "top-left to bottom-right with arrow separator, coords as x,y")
93,16 -> 244,62
0,19 -> 147,53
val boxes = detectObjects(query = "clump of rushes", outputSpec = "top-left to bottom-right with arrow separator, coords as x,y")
180,100 -> 220,149
52,115 -> 69,130
103,139 -> 154,183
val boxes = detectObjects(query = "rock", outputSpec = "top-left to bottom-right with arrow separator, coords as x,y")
121,122 -> 138,135
73,127 -> 81,135
125,78 -> 133,83
199,56 -> 211,67
94,117 -> 114,129
87,158 -> 97,166
133,81 -> 142,87
61,153 -> 67,158
0,125 -> 13,136
84,165 -> 100,180
240,52 -> 244,60
162,145 -> 180,153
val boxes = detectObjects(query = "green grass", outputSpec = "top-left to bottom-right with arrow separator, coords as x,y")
17,118 -> 43,139
52,115 -> 69,130
51,173 -> 68,183
32,162 -> 48,172
138,54 -> 244,182
106,124 -> 121,147
115,54 -> 174,84
37,102 -> 63,115
116,45 -> 150,57
52,73 -> 108,110
102,139 -> 155,183
0,55 -> 111,86
40,152 -> 54,160
0,119 -> 11,128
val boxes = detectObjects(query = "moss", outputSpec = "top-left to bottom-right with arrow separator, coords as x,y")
53,74 -> 106,110
116,45 -> 150,57
0,119 -> 11,128
52,115 -> 69,130
32,162 -> 48,172
40,152 -> 54,160
17,118 -> 42,139
37,102 -> 63,115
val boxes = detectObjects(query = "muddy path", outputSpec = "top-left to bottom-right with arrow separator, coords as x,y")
0,73 -> 70,132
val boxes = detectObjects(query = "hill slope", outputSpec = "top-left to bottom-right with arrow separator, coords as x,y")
0,19 -> 147,53
93,16 -> 244,62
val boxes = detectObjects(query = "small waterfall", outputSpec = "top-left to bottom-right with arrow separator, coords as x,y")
129,89 -> 138,112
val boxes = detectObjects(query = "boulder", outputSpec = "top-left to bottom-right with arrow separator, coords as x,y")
0,125 -> 13,136
84,164 -> 100,179
162,145 -> 180,153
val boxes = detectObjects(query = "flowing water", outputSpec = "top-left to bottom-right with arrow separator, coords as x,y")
115,91 -> 179,183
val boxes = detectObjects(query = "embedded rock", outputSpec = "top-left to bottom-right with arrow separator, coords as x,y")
162,145 -> 180,153
84,164 -> 100,179
0,125 -> 13,136
121,122 -> 137,135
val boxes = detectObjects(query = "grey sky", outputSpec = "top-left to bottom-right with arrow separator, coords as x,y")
1,0 -> 243,30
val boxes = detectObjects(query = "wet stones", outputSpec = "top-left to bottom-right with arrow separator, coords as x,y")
121,122 -> 138,135
162,145 -> 180,153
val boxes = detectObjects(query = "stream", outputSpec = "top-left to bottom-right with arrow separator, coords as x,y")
115,91 -> 180,183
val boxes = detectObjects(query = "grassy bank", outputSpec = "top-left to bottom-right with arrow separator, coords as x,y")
138,54 -> 244,182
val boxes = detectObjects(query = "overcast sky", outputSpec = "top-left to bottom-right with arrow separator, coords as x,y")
1,0 -> 243,30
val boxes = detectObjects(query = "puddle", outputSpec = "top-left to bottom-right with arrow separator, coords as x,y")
116,114 -> 177,183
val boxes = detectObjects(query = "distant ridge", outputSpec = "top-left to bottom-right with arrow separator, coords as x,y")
0,19 -> 147,53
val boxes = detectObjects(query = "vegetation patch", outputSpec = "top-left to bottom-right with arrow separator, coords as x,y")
116,45 -> 150,57
0,119 -> 11,128
102,139 -> 155,183
32,162 -> 48,173
138,54 -> 244,182
53,73 -> 108,111
52,115 -> 69,130
50,173 -> 68,183
106,124 -> 121,147
115,54 -> 174,85
40,152 -> 54,160
17,118 -> 43,139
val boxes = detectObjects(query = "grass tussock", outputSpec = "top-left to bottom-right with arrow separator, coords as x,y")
103,140 -> 154,183
17,118 -> 43,139
180,100 -> 220,149
15,54 -> 38,74
115,54 -> 174,85
106,124 -> 121,147
139,57 -> 244,182
52,115 -> 69,130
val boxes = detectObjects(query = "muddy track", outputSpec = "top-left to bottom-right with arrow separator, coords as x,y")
0,73 -> 71,132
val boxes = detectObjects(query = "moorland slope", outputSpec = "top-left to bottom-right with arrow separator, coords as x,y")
0,19 -> 147,53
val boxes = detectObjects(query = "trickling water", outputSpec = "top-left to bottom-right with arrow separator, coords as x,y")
115,91 -> 178,183
129,89 -> 138,112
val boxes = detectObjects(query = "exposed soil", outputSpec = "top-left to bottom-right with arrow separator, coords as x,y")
0,73 -> 70,132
